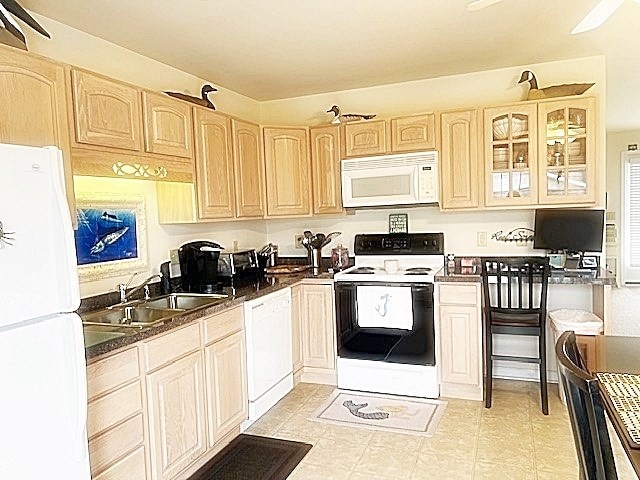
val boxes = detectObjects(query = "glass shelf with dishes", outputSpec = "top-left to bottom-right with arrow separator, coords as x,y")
484,104 -> 537,206
539,97 -> 595,204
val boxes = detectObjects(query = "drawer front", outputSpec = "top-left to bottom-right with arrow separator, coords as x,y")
88,381 -> 142,438
89,413 -> 145,477
87,347 -> 140,400
439,283 -> 479,306
143,322 -> 201,371
203,305 -> 244,345
93,445 -> 146,480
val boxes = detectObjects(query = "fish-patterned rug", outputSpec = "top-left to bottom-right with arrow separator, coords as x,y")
309,390 -> 446,436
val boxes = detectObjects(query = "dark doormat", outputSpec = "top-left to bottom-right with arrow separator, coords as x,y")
188,434 -> 312,480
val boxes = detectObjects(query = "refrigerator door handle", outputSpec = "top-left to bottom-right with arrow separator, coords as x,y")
47,146 -> 81,310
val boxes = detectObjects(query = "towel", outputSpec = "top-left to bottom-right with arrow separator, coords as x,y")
356,286 -> 413,330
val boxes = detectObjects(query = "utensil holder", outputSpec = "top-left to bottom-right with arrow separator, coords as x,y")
309,247 -> 322,275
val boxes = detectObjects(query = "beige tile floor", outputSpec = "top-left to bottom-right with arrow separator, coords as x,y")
245,379 -> 638,479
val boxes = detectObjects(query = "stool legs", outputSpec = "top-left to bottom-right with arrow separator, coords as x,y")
539,329 -> 549,415
485,329 -> 493,409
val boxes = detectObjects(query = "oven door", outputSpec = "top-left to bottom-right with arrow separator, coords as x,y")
334,281 -> 435,366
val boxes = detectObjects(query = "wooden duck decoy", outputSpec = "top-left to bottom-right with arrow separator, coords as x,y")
0,0 -> 50,50
164,84 -> 217,110
518,70 -> 595,101
327,105 -> 376,124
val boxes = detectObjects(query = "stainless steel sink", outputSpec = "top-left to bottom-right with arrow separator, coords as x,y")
81,305 -> 179,327
83,329 -> 127,347
142,293 -> 228,310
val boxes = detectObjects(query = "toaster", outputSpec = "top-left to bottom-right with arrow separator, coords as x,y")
217,249 -> 260,280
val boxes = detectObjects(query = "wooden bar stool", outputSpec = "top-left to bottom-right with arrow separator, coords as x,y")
481,256 -> 551,414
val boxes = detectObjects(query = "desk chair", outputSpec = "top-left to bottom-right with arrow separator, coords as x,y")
481,256 -> 550,414
556,331 -> 617,480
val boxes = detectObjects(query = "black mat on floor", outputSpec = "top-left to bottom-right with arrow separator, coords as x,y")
188,434 -> 312,480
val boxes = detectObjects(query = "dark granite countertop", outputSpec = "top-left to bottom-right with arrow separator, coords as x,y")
435,257 -> 617,286
83,271 -> 334,361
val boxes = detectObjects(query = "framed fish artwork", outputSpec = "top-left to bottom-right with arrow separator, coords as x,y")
74,193 -> 148,281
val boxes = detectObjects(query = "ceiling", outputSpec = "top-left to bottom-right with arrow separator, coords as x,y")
18,0 -> 640,131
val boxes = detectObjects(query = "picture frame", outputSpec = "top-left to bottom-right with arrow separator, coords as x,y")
74,193 -> 148,282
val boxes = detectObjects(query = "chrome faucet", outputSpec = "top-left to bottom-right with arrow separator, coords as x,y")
117,273 -> 162,303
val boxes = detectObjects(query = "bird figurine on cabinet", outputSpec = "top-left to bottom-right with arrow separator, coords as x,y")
518,70 -> 594,101
164,84 -> 218,110
326,105 -> 376,124
0,0 -> 50,50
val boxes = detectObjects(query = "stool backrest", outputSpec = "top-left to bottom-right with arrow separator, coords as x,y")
556,330 -> 617,480
480,256 -> 550,319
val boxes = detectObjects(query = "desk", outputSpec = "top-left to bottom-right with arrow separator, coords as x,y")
579,334 -> 640,477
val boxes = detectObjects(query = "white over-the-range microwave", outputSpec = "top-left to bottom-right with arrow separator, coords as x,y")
340,151 -> 438,208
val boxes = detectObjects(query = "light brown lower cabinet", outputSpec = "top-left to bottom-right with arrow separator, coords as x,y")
294,281 -> 337,384
437,283 -> 483,401
146,350 -> 207,480
86,346 -> 148,480
86,305 -> 248,480
202,305 -> 248,447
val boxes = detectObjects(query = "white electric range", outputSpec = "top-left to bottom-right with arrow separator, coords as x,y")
333,232 -> 445,398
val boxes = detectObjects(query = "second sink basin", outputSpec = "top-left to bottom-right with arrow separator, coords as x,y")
82,305 -> 179,327
142,293 -> 228,310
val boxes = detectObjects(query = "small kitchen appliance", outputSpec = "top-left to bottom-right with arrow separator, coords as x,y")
178,240 -> 224,293
257,243 -> 278,269
341,151 -> 438,208
217,248 -> 260,283
333,232 -> 445,398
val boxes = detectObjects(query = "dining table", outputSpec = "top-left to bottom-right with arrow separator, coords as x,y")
578,334 -> 640,477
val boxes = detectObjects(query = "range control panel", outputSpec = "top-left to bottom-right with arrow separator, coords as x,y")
354,232 -> 444,255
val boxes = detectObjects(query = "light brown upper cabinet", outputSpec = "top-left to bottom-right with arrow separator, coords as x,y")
0,45 -> 75,224
310,125 -> 343,215
232,119 -> 265,218
263,127 -> 312,217
439,109 -> 481,210
71,69 -> 141,151
142,91 -> 193,158
483,104 -> 538,207
391,113 -> 437,152
193,108 -> 235,219
343,114 -> 436,157
344,120 -> 387,157
70,68 -> 194,182
537,97 -> 596,205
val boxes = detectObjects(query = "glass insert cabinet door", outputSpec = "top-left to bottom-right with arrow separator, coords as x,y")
484,104 -> 538,206
538,97 -> 596,205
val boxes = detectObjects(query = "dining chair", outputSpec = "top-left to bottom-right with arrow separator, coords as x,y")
481,256 -> 550,414
556,330 -> 618,480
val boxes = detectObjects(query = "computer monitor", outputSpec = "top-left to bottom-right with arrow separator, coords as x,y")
533,209 -> 604,253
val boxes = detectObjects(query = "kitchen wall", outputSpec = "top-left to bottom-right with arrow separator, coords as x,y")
23,13 -> 607,298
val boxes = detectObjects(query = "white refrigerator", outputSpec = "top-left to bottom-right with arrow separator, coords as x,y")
0,143 -> 91,479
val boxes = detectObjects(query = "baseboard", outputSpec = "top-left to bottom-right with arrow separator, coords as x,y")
440,382 -> 483,401
300,367 -> 337,385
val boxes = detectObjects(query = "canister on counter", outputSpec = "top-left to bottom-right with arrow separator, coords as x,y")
331,245 -> 349,271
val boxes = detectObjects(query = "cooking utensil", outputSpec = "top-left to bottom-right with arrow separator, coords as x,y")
322,231 -> 341,247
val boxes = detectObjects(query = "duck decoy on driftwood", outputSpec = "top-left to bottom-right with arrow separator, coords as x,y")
327,105 -> 376,124
0,0 -> 50,50
164,84 -> 217,110
518,70 -> 595,101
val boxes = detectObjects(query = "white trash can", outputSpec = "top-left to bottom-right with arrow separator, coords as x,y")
549,308 -> 603,405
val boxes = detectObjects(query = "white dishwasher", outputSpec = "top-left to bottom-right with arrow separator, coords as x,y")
242,287 -> 293,429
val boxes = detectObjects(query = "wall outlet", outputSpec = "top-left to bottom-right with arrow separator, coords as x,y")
477,231 -> 487,247
169,248 -> 180,264
294,234 -> 304,249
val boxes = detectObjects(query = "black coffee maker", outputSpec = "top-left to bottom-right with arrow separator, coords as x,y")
178,241 -> 224,293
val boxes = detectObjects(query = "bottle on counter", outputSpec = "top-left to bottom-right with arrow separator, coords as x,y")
447,254 -> 455,274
